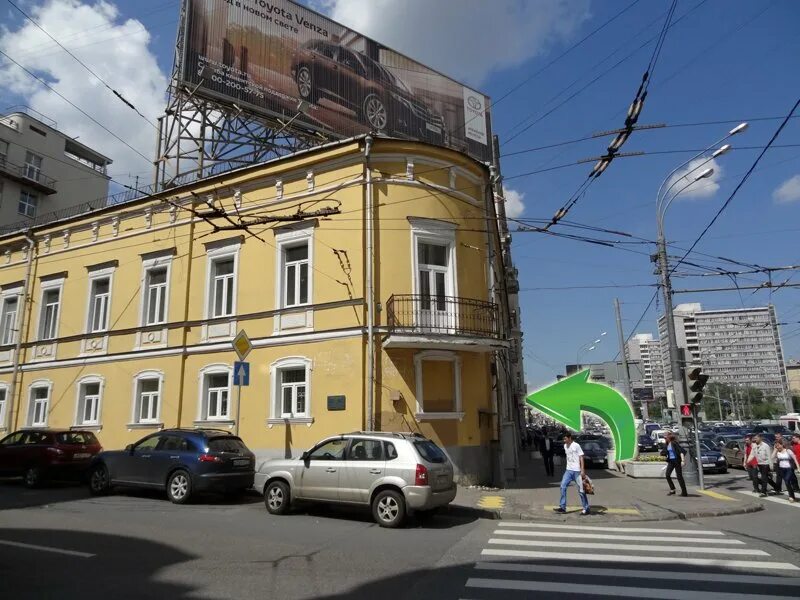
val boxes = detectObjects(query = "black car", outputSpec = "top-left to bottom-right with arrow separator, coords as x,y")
638,434 -> 658,453
88,429 -> 255,504
581,441 -> 609,469
698,442 -> 728,474
576,433 -> 612,451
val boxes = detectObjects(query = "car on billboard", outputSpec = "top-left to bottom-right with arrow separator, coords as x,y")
290,40 -> 447,144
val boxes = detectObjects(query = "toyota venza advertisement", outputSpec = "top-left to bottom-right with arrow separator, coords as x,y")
181,0 -> 492,161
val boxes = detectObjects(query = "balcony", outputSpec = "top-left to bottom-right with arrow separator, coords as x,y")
0,158 -> 57,194
384,294 -> 507,353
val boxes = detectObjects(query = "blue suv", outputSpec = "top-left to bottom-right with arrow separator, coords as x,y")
88,429 -> 255,504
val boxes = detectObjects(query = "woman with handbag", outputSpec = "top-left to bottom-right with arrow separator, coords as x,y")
661,432 -> 688,497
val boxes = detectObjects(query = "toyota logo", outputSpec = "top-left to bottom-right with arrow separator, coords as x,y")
467,96 -> 482,111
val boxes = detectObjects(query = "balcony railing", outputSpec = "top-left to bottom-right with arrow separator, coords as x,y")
0,157 -> 57,194
386,294 -> 500,338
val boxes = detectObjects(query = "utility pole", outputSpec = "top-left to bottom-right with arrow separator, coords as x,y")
614,298 -> 637,417
655,237 -> 685,414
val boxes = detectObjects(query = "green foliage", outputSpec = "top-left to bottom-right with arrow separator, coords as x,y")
635,454 -> 666,462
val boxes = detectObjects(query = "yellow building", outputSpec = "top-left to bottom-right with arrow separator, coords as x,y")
0,137 -> 521,484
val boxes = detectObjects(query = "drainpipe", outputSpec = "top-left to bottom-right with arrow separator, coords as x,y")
175,198 -> 197,428
7,231 -> 35,432
364,135 -> 375,431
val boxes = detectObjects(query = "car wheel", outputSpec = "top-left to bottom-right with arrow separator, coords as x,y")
89,464 -> 110,495
23,467 -> 42,489
166,470 -> 192,504
265,480 -> 291,515
362,93 -> 388,131
296,66 -> 317,102
372,489 -> 406,528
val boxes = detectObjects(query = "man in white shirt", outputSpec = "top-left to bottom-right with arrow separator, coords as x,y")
553,432 -> 590,515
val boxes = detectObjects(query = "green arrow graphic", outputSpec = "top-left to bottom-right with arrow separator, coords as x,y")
525,369 -> 637,462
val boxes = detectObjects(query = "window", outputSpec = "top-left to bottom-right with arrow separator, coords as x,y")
199,368 -> 232,422
38,287 -> 61,340
88,277 -> 111,333
269,357 -> 312,423
211,258 -> 234,317
27,384 -> 51,427
283,243 -> 309,307
413,350 -> 463,420
0,139 -> 7,165
144,267 -> 168,325
417,241 -> 448,312
309,438 -> 347,460
24,151 -> 42,181
348,438 -> 383,461
75,379 -> 102,426
280,368 -> 307,417
0,386 -> 6,425
135,435 -> 161,452
133,376 -> 161,424
410,218 -> 457,331
18,190 -> 38,218
0,295 -> 19,345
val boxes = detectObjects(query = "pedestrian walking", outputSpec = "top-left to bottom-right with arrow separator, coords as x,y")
773,433 -> 786,494
743,434 -> 759,493
660,432 -> 687,497
771,440 -> 799,503
538,427 -> 555,477
553,432 -> 590,515
752,434 -> 779,497
791,434 -> 800,493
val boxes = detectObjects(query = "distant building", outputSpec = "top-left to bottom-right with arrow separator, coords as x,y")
786,361 -> 800,397
565,360 -> 645,400
0,108 -> 112,228
627,333 -> 667,399
658,303 -> 790,411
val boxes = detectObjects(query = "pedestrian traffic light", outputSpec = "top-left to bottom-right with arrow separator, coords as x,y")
680,404 -> 692,417
684,365 -> 709,405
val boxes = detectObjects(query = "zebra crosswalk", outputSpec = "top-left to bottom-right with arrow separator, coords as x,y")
459,521 -> 800,599
735,489 -> 800,508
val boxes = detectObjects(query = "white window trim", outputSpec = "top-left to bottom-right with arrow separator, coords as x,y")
413,350 -> 463,421
196,364 -> 234,425
0,382 -> 8,431
73,375 -> 105,428
36,277 -> 64,342
204,241 -> 241,319
268,356 -> 313,427
129,369 -> 164,428
274,223 -> 314,334
84,265 -> 115,335
0,284 -> 23,347
26,379 -> 53,428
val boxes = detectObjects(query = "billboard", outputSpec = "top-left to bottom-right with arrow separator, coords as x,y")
180,0 -> 492,161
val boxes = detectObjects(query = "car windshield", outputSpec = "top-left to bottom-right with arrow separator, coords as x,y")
699,442 -> 716,452
208,437 -> 247,453
57,432 -> 98,445
584,442 -> 601,451
414,440 -> 447,463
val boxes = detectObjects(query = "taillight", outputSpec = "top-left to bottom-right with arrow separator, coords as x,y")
415,464 -> 428,486
47,447 -> 65,456
198,454 -> 222,463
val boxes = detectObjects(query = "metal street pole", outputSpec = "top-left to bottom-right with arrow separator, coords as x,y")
234,367 -> 243,437
614,298 -> 637,416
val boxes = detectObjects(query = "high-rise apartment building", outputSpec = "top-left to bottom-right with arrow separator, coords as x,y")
0,108 -> 112,228
627,333 -> 667,399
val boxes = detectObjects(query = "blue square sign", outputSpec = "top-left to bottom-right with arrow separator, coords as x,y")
233,361 -> 250,386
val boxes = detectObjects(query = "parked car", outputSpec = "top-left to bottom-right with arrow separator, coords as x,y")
255,432 -> 456,528
722,439 -> 746,468
88,429 -> 255,504
638,434 -> 659,453
291,40 -> 447,143
581,441 -> 609,468
698,442 -> 728,474
576,433 -> 612,451
749,424 -> 787,435
0,429 -> 102,487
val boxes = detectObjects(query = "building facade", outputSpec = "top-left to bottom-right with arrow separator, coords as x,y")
627,333 -> 667,400
0,137 -> 522,485
0,108 -> 112,228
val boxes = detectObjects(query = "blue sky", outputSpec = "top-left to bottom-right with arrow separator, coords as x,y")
2,0 -> 799,390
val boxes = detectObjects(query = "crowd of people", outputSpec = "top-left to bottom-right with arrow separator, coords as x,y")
743,432 -> 800,502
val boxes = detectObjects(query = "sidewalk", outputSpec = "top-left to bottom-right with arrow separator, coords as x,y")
446,453 -> 763,523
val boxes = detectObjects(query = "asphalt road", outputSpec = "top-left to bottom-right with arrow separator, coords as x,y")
0,478 -> 798,600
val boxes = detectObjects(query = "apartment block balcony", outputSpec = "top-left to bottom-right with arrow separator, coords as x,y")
0,158 -> 57,194
384,294 -> 507,353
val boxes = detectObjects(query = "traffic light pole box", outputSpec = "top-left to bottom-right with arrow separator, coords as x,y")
683,360 -> 710,490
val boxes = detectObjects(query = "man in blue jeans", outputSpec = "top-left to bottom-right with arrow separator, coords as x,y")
553,432 -> 590,515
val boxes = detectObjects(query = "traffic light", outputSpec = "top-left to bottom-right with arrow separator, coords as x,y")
684,365 -> 709,406
680,404 -> 692,417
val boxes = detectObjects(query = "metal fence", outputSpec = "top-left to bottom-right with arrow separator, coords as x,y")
386,294 -> 499,338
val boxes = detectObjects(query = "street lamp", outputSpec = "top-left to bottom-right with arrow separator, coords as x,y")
576,331 -> 607,365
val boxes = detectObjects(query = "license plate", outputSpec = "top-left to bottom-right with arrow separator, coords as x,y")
702,463 -> 713,467
234,458 -> 250,466
426,123 -> 441,134
73,453 -> 91,459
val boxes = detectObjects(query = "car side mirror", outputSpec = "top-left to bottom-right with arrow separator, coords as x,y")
301,451 -> 310,463
125,444 -> 134,454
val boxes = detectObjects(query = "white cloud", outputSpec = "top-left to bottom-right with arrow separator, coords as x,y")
773,175 -> 800,204
312,0 -> 591,86
504,188 -> 526,218
0,1 -> 167,181
664,158 -> 723,200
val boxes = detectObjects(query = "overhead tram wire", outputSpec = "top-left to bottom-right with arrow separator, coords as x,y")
0,49 -> 153,165
5,0 -> 159,130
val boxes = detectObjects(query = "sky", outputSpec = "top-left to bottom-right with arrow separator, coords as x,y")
1,0 -> 799,390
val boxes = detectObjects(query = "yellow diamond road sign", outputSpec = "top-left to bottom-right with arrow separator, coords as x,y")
232,330 -> 252,361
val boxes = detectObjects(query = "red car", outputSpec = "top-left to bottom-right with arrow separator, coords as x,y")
0,429 -> 102,487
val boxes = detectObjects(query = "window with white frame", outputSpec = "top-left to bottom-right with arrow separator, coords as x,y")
199,368 -> 231,421
269,357 -> 312,421
410,218 -> 457,330
27,383 -> 51,427
24,151 -> 43,182
87,277 -> 111,333
275,225 -> 313,311
144,266 -> 168,325
38,285 -> 61,341
211,257 -> 234,317
0,293 -> 19,346
18,190 -> 38,218
75,378 -> 102,426
0,385 -> 7,425
0,140 -> 8,165
132,372 -> 163,425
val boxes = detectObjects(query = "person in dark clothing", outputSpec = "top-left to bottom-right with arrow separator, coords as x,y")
661,432 -> 688,496
538,427 -> 555,476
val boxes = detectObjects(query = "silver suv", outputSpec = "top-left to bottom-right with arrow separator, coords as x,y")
254,432 -> 456,528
